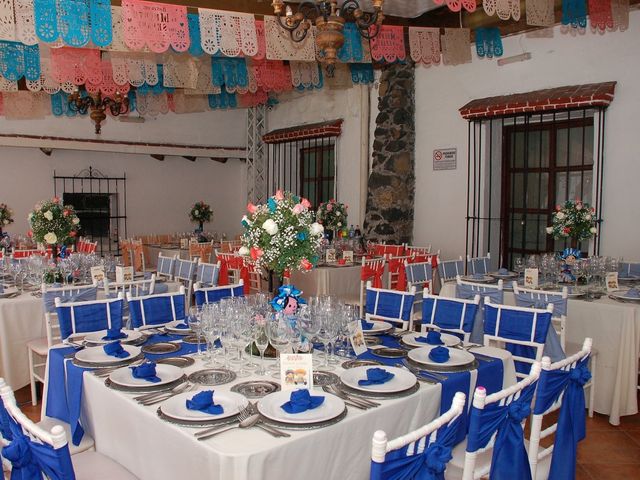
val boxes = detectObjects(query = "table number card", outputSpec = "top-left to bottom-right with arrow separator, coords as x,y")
326,248 -> 337,263
116,266 -> 134,283
280,353 -> 313,392
90,266 -> 105,284
180,238 -> 189,249
606,272 -> 619,292
342,250 -> 354,263
347,320 -> 368,356
524,268 -> 539,289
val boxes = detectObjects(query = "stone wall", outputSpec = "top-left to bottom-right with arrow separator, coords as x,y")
364,63 -> 416,244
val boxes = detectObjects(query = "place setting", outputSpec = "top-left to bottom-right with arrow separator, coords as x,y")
608,287 -> 640,303
406,343 -> 478,374
335,365 -> 420,400
105,359 -> 188,394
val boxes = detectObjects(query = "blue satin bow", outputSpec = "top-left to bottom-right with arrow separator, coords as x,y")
270,285 -> 306,312
467,382 -> 537,480
534,358 -> 590,480
58,245 -> 68,259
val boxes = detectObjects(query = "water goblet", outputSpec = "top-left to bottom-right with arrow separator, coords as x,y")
188,306 -> 203,358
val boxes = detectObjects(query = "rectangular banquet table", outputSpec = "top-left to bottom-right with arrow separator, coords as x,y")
0,281 -> 181,390
46,335 -> 515,480
290,264 -> 362,302
440,281 -> 640,425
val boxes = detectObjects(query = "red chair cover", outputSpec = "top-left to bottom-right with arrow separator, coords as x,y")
361,264 -> 384,289
387,258 -> 407,291
218,257 -> 230,286
227,256 -> 250,293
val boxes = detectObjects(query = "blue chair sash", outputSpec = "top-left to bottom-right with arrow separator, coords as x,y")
2,420 -> 75,480
483,305 -> 551,344
194,284 -> 244,306
56,298 -> 123,340
129,293 -> 186,328
370,415 -> 463,480
513,292 -> 567,318
365,289 -> 414,322
467,382 -> 537,480
533,358 -> 591,480
456,285 -> 503,343
43,286 -> 98,314
422,297 -> 478,334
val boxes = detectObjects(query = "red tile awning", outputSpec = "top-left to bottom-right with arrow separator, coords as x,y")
459,82 -> 616,120
262,119 -> 343,144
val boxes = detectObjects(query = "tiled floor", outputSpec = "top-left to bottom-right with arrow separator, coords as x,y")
11,387 -> 640,478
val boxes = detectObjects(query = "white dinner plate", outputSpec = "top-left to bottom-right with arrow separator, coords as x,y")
408,345 -> 475,368
74,344 -> 142,365
340,366 -> 417,394
160,389 -> 248,421
83,329 -> 143,345
109,363 -> 183,388
0,286 -> 19,298
609,289 -> 640,302
401,331 -> 461,348
489,271 -> 519,279
165,320 -> 191,333
361,320 -> 393,335
461,275 -> 494,283
257,390 -> 345,424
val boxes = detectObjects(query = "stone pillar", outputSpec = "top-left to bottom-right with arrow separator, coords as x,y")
364,63 -> 415,244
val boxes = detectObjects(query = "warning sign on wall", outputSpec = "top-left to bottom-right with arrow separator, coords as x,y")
433,148 -> 457,171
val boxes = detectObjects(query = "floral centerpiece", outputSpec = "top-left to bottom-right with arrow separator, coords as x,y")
0,203 -> 13,233
316,199 -> 348,240
239,190 -> 324,279
28,197 -> 80,260
546,199 -> 597,244
189,201 -> 212,231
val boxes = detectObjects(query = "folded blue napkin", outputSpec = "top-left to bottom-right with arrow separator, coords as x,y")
497,268 -> 509,275
103,341 -> 130,359
130,362 -> 161,383
173,322 -> 190,330
280,389 -> 325,414
102,328 -> 127,341
415,331 -> 443,346
361,320 -> 374,331
626,288 -> 640,298
186,391 -> 224,415
358,368 -> 395,386
428,346 -> 450,363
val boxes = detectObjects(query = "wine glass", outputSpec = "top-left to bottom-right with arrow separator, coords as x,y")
316,312 -> 335,371
187,306 -> 203,358
253,320 -> 269,376
514,257 -> 525,278
266,312 -> 294,378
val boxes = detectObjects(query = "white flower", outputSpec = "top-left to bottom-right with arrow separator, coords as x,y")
335,212 -> 341,216
238,246 -> 250,256
43,210 -> 53,221
72,217 -> 80,225
585,214 -> 591,221
28,213 -> 33,220
43,232 -> 57,245
310,223 -> 324,236
194,210 -> 200,216
2,219 -> 8,225
337,222 -> 342,227
590,227 -> 597,234
546,227 -> 553,234
262,219 -> 279,235
556,212 -> 565,220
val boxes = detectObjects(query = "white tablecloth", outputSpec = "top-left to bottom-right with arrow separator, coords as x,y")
290,265 -> 362,301
0,282 -> 182,390
440,282 -> 640,425
79,347 -> 515,480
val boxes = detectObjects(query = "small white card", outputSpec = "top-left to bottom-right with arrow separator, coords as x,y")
325,248 -> 336,263
90,266 -> 105,284
347,320 -> 368,356
115,266 -> 134,283
180,238 -> 189,249
524,268 -> 539,289
280,353 -> 313,392
606,272 -> 619,292
342,250 -> 354,263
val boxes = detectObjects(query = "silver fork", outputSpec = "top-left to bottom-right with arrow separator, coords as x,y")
325,384 -> 380,408
248,403 -> 290,438
401,359 -> 448,381
194,404 -> 254,438
135,381 -> 192,404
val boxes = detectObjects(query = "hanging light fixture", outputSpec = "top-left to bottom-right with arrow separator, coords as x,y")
271,1 -> 385,74
68,89 -> 130,134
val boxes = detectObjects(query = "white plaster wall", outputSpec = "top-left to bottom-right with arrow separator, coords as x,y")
0,109 -> 248,238
413,12 -> 640,260
267,86 -> 369,228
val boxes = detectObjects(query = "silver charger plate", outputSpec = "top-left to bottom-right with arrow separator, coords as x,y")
142,342 -> 181,355
230,380 -> 281,399
188,368 -> 237,386
156,407 -> 241,428
406,357 -> 480,373
341,359 -> 383,369
156,356 -> 196,368
313,371 -> 340,387
370,347 -> 407,359
363,336 -> 383,346
336,380 -> 420,400
71,352 -> 144,369
182,335 -> 205,344
104,374 -> 187,393
258,406 -> 348,430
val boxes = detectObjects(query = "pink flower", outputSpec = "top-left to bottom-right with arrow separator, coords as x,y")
63,209 -> 70,217
300,258 -> 312,270
274,190 -> 284,201
250,247 -> 263,260
326,203 -> 333,212
247,202 -> 258,214
292,204 -> 304,215
555,205 -> 561,211
301,198 -> 311,209
52,196 -> 60,203
69,231 -> 77,238
27,230 -> 33,238
591,207 -> 595,213
576,202 -> 583,210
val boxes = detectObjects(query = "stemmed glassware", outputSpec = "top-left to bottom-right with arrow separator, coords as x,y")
253,319 -> 269,376
266,312 -> 294,378
187,306 -> 203,358
514,257 -> 525,279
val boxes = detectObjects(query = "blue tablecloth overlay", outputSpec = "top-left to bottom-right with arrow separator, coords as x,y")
45,333 -> 202,446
